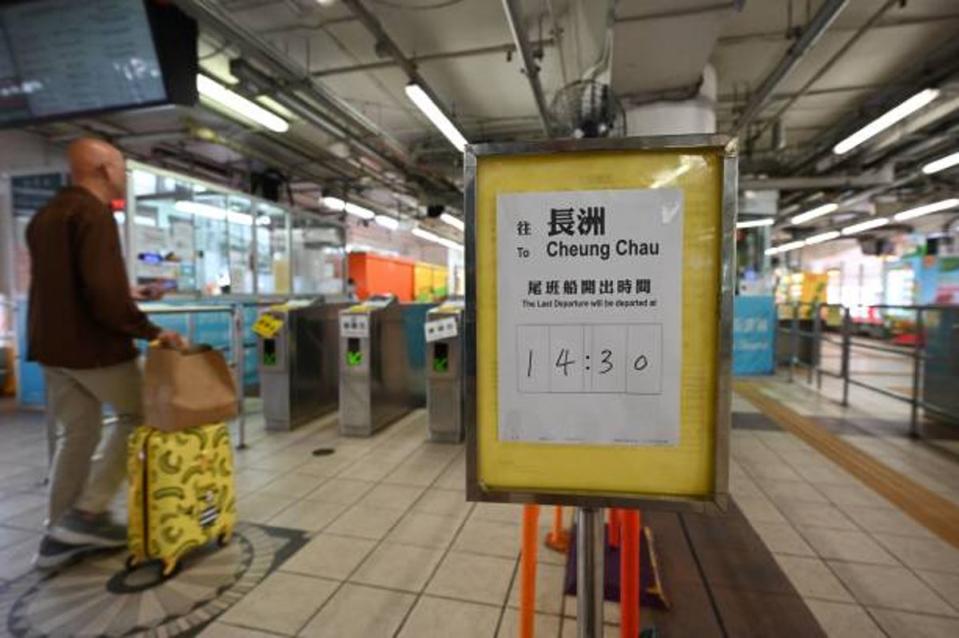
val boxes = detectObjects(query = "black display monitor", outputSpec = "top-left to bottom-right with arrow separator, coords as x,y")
0,0 -> 197,128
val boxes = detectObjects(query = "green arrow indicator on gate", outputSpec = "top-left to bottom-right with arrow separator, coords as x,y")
433,356 -> 448,373
347,351 -> 363,367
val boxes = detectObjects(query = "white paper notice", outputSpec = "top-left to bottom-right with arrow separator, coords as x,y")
340,314 -> 370,338
497,188 -> 683,446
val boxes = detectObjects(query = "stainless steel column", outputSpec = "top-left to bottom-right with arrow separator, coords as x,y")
576,507 -> 604,638
232,303 -> 247,449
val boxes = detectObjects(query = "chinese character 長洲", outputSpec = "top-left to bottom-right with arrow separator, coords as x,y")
577,206 -> 605,236
548,207 -> 575,236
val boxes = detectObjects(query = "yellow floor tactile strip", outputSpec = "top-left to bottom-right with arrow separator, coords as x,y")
735,380 -> 959,549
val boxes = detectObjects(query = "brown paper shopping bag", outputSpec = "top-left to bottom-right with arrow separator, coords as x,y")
143,344 -> 238,431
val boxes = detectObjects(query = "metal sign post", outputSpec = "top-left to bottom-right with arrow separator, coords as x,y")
576,507 -> 605,638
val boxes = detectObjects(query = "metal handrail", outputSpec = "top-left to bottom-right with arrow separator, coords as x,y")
776,301 -> 955,439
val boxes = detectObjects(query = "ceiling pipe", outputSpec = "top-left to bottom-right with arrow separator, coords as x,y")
615,2 -> 736,24
732,0 -> 848,136
741,166 -> 894,191
311,39 -> 554,78
501,0 -> 555,137
748,0 -> 897,145
718,12 -> 959,46
174,0 -> 458,198
338,0 -> 466,146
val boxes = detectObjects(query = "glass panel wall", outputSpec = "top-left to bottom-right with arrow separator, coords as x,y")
126,161 -> 343,297
130,169 -> 200,292
226,195 -> 254,294
255,202 -> 290,294
292,214 -> 345,295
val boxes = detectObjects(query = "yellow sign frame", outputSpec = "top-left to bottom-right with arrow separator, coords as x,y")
463,135 -> 737,512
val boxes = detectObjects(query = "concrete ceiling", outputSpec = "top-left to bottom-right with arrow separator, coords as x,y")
21,0 -> 959,219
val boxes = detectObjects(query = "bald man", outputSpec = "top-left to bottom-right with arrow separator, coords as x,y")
26,138 -> 184,569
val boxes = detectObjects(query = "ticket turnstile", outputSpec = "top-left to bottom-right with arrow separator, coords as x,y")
258,298 -> 349,431
338,296 -> 433,437
425,300 -> 465,443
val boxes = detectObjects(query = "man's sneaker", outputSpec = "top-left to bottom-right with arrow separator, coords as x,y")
49,509 -> 127,548
33,536 -> 94,571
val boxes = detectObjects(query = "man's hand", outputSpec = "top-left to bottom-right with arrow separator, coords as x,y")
157,330 -> 188,350
132,283 -> 166,301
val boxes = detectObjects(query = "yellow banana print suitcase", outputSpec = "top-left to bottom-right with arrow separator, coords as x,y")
127,423 -> 236,576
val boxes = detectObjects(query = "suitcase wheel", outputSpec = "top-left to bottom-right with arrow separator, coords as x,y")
125,555 -> 139,572
161,559 -> 178,577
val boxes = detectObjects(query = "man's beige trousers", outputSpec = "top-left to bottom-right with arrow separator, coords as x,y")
42,359 -> 142,527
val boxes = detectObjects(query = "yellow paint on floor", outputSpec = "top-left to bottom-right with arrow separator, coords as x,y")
735,380 -> 959,549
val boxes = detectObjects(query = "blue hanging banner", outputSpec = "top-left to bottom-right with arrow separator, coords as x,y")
733,295 -> 776,376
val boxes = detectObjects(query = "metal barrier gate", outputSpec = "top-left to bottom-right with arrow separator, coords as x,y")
776,302 -> 957,438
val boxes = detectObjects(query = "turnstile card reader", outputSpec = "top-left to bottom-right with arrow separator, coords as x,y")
339,296 -> 433,437
425,300 -> 465,443
258,298 -> 349,431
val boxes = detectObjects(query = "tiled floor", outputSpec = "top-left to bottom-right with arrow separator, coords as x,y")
731,374 -> 959,637
2,345 -> 959,637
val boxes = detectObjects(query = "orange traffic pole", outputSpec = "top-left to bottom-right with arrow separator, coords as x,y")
608,508 -> 621,548
545,506 -> 570,553
620,509 -> 641,638
520,504 -> 541,638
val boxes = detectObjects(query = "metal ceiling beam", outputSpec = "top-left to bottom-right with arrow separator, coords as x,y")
741,167 -> 894,191
338,0 -> 465,137
501,0 -> 554,137
718,12 -> 959,46
311,39 -> 554,78
615,2 -> 735,24
748,0 -> 897,145
732,0 -> 848,136
174,0 -> 459,199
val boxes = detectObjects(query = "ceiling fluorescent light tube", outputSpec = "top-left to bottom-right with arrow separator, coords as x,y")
196,75 -> 289,133
227,211 -> 253,226
374,215 -> 399,230
344,202 -> 376,220
790,203 -> 838,225
841,217 -> 889,235
405,83 -> 468,152
413,226 -> 463,251
892,198 -> 959,222
322,196 -> 375,219
922,151 -> 959,175
321,196 -> 345,211
804,230 -> 840,245
773,240 -> 806,254
737,218 -> 775,229
833,88 -> 940,155
175,200 -> 226,221
439,212 -> 465,231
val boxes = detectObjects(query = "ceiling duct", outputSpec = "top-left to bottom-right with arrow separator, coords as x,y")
612,0 -> 737,101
